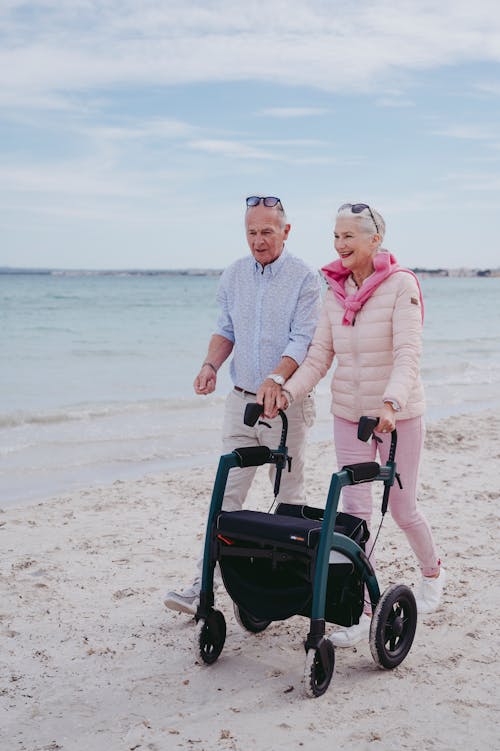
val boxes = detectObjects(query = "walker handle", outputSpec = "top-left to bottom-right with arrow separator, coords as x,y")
358,416 -> 400,516
358,416 -> 380,442
243,403 -> 288,450
358,416 -> 398,458
244,402 -> 264,427
243,403 -> 289,498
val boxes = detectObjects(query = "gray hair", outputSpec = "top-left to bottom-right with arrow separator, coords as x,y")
336,204 -> 385,244
276,205 -> 288,227
245,203 -> 288,227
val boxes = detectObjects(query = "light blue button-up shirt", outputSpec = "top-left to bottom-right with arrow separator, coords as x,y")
215,249 -> 322,393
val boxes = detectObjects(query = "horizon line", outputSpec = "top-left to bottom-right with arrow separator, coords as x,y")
2,265 -> 499,275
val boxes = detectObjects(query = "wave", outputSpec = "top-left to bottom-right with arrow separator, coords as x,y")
422,360 -> 500,386
0,394 -> 227,430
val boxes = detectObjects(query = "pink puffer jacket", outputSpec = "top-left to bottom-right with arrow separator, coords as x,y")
285,270 -> 425,421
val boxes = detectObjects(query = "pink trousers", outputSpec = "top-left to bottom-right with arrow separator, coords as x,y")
334,415 -> 439,577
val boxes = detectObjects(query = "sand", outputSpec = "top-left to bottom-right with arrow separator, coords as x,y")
1,410 -> 499,751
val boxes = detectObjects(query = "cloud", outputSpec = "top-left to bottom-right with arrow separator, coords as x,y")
1,0 -> 500,107
187,137 -> 344,165
473,81 -> 500,96
85,119 -> 197,143
376,97 -> 416,108
257,107 -> 328,118
188,139 -> 281,161
0,162 -> 144,197
440,171 -> 500,191
2,1 -> 500,271
431,124 -> 498,140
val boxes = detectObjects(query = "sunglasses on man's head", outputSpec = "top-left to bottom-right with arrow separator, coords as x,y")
338,203 -> 379,234
246,196 -> 283,209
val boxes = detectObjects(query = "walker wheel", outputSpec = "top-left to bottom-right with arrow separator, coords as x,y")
233,603 -> 271,633
196,609 -> 226,665
303,639 -> 335,698
370,583 -> 417,669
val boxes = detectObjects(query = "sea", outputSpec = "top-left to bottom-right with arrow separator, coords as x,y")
1,271 -> 499,507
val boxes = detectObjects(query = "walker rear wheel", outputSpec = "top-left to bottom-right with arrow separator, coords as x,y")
370,584 -> 417,669
233,603 -> 271,633
196,609 -> 226,665
303,639 -> 335,698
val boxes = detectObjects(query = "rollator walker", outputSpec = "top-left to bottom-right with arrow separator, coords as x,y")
194,403 -> 417,697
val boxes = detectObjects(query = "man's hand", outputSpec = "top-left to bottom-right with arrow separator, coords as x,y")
194,363 -> 217,395
193,335 -> 233,396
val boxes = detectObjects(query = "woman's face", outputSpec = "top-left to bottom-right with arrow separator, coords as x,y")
334,216 -> 379,277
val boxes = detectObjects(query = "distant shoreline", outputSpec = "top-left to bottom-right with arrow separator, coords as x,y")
1,266 -> 499,278
0,267 -> 223,277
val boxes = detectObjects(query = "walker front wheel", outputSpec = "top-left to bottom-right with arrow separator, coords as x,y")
370,584 -> 417,669
196,609 -> 226,665
303,640 -> 335,698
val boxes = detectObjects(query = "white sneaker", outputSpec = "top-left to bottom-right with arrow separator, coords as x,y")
164,581 -> 200,616
328,613 -> 371,648
415,567 -> 447,614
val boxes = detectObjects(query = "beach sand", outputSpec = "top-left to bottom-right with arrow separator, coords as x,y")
1,410 -> 499,751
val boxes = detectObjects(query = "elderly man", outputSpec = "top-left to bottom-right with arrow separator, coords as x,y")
164,195 -> 321,615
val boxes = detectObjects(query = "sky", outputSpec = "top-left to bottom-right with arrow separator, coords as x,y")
1,0 -> 500,271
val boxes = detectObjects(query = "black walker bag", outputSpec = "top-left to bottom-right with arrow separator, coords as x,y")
216,503 -> 369,627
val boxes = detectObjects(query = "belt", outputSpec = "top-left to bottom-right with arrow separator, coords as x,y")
234,386 -> 257,396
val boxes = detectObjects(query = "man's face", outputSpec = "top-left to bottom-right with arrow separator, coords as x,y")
245,205 -> 291,267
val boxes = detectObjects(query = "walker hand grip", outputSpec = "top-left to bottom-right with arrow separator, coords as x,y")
243,403 -> 289,461
342,461 -> 380,483
244,403 -> 263,427
233,446 -> 272,467
358,416 -> 379,442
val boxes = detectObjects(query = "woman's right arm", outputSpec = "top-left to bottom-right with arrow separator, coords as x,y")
282,290 -> 336,404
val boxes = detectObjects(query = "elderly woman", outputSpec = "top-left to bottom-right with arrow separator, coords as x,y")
258,202 -> 445,647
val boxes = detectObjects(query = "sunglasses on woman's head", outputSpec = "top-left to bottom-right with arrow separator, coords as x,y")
338,203 -> 379,234
246,196 -> 283,209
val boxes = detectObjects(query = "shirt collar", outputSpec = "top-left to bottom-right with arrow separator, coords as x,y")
253,247 -> 288,276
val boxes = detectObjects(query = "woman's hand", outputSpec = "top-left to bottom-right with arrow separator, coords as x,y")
256,380 -> 282,419
376,402 -> 397,434
277,389 -> 291,411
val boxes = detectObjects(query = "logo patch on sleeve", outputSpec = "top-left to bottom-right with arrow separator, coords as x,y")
411,296 -> 419,306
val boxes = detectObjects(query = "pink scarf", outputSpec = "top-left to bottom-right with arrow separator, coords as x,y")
321,250 -> 424,326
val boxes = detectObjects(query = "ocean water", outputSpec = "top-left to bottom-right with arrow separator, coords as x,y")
1,272 -> 499,507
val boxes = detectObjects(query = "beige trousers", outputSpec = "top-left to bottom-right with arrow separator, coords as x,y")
220,388 -> 315,511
